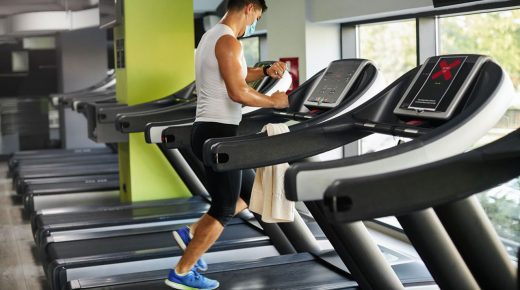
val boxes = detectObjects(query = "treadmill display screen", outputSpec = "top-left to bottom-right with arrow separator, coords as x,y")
305,60 -> 363,109
394,54 -> 484,120
407,56 -> 467,111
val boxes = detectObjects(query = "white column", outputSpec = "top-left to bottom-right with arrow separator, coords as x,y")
57,27 -> 108,149
265,0 -> 340,81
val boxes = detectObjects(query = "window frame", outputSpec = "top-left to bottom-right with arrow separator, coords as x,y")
240,33 -> 266,65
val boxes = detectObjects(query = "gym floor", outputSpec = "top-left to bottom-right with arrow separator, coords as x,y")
0,162 -> 49,290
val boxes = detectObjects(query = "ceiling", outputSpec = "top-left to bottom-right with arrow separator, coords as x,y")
0,0 -> 98,17
0,0 -> 223,38
0,0 -> 222,18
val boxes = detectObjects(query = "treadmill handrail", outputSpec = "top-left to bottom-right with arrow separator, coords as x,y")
145,118 -> 195,144
75,95 -> 117,111
144,107 -> 273,145
96,81 -> 195,123
50,72 -> 115,103
142,66 -> 310,145
61,89 -> 116,105
200,66 -> 412,172
98,98 -> 191,122
115,102 -> 197,133
204,117 -> 364,171
322,127 -> 520,223
203,116 -> 433,172
115,62 -> 292,134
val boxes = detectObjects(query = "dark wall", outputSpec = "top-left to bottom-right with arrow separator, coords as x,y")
0,43 -> 57,97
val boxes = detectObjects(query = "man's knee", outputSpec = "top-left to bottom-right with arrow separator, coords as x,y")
207,206 -> 235,226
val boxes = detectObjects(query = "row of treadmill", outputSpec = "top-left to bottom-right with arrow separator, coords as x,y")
8,54 -> 519,290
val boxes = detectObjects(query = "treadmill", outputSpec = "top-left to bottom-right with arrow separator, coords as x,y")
19,174 -> 120,196
12,76 -> 121,186
36,59 -> 390,290
11,153 -> 118,171
24,62 -> 285,212
9,153 -> 118,177
30,59 -> 378,242
8,70 -> 119,188
112,61 -> 291,135
8,147 -> 114,170
14,163 -> 119,189
62,58 -> 432,290
196,54 -> 514,290
28,62 -> 294,218
82,81 -> 196,143
18,82 -> 197,212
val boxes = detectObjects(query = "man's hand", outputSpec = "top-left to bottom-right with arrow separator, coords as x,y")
271,91 -> 289,109
266,61 -> 287,79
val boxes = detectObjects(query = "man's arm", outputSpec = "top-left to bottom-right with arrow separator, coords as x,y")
215,35 -> 288,109
246,67 -> 265,83
246,62 -> 286,83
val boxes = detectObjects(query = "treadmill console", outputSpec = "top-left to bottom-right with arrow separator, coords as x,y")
304,59 -> 371,109
394,55 -> 489,120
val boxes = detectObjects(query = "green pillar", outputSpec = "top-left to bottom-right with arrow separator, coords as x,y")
115,0 -> 194,202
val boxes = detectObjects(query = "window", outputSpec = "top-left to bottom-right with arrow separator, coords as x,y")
358,20 -> 417,156
440,9 -> 520,257
240,36 -> 260,66
11,51 -> 29,72
358,19 -> 417,83
22,36 -> 56,50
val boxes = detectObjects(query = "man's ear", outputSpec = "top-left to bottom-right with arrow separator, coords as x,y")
246,3 -> 255,14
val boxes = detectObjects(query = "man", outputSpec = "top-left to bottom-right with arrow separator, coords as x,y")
165,0 -> 289,289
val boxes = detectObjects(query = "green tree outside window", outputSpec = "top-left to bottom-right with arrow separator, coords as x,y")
440,9 -> 520,257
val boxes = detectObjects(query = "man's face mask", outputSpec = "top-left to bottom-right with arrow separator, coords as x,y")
243,7 -> 259,38
243,19 -> 257,37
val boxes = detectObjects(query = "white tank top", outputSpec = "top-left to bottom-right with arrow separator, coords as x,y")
195,24 -> 248,125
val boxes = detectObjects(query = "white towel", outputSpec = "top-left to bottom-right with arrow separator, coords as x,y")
249,123 -> 295,223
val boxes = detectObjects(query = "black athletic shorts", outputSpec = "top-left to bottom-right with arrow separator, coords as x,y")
191,121 -> 253,226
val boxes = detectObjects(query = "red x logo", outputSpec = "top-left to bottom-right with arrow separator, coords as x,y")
432,59 -> 462,81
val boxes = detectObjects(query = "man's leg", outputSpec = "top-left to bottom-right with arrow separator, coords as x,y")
175,213 -> 224,273
175,195 -> 248,273
234,197 -> 248,215
190,197 -> 246,234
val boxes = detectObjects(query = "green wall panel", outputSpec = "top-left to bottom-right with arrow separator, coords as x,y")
116,0 -> 195,202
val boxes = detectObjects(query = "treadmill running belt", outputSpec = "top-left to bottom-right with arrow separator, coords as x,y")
66,251 -> 434,290
68,253 -> 359,290
18,163 -> 119,179
27,180 -> 120,195
21,173 -> 119,187
32,197 -> 208,243
39,201 -> 208,228
46,221 -> 264,260
107,261 -> 355,290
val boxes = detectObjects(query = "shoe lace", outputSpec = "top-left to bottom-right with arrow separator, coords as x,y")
192,270 -> 203,280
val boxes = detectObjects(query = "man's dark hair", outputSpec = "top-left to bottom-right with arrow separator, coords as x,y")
227,0 -> 268,12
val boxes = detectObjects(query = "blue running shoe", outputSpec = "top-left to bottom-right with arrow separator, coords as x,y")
173,226 -> 208,271
165,268 -> 219,290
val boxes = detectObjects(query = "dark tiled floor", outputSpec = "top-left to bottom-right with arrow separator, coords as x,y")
0,163 -> 49,290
